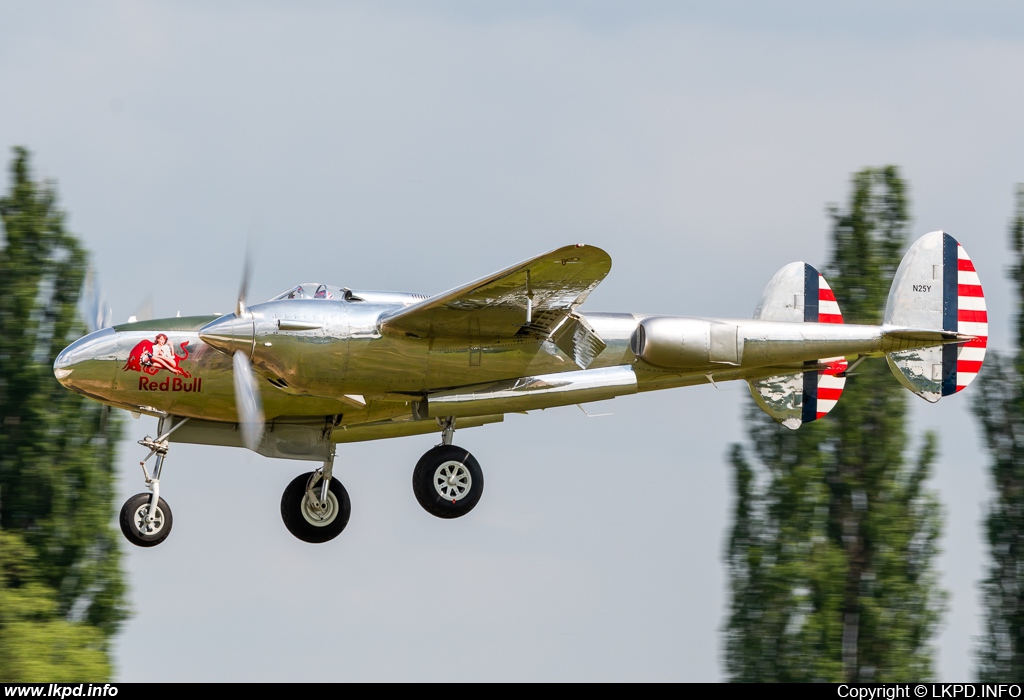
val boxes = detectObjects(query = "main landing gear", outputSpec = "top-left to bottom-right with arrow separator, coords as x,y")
277,418 -> 482,543
119,416 -> 190,547
119,415 -> 483,547
280,450 -> 351,544
411,417 -> 484,519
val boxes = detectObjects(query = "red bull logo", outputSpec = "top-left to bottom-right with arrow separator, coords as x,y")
138,375 -> 202,392
124,334 -> 200,392
124,334 -> 190,377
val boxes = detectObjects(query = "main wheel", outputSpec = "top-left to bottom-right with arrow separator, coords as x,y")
119,493 -> 173,547
280,472 -> 351,543
412,444 -> 484,519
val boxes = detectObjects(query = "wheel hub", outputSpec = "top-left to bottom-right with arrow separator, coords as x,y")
301,491 -> 338,527
132,503 -> 165,535
433,460 -> 472,501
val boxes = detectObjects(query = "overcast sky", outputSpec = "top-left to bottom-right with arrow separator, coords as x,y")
3,1 -> 1024,681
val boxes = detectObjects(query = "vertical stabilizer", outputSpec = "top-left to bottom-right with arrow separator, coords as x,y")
884,231 -> 987,402
749,262 -> 847,429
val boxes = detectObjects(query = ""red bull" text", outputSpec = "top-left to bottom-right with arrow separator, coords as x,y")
138,376 -> 202,392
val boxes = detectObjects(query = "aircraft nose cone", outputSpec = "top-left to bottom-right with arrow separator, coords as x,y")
53,346 -> 75,386
199,313 -> 255,358
52,327 -> 119,389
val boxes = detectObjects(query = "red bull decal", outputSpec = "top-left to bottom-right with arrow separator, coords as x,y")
123,334 -> 192,379
138,375 -> 202,393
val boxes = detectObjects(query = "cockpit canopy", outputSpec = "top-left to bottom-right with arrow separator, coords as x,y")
270,284 -> 428,306
271,284 -> 345,301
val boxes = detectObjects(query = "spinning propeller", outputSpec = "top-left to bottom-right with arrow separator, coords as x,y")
200,255 -> 265,451
231,254 -> 265,451
81,267 -> 118,433
232,350 -> 265,452
82,266 -> 113,334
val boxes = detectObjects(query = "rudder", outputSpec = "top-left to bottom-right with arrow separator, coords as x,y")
749,262 -> 847,429
884,231 -> 987,402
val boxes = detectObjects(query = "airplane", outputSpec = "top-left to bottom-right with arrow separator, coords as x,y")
52,231 -> 987,547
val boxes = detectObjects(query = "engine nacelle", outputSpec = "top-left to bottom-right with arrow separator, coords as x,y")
630,317 -> 729,368
631,316 -> 742,369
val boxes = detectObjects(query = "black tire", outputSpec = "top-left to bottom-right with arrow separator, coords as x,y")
119,493 -> 173,547
412,444 -> 484,519
280,472 -> 351,543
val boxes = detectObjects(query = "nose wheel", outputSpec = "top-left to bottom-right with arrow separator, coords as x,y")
120,493 -> 173,547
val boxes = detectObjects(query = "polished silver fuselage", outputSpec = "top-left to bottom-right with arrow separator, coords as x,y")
53,293 -> 931,459
56,302 -> 638,423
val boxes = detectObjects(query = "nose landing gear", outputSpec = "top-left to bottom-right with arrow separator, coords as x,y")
119,416 -> 189,547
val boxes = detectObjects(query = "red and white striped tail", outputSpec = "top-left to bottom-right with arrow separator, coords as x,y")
884,231 -> 987,402
956,243 -> 987,392
816,273 -> 847,419
750,263 -> 847,429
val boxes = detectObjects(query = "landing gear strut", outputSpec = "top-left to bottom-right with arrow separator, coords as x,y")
412,417 -> 484,519
119,416 -> 189,547
281,450 -> 351,543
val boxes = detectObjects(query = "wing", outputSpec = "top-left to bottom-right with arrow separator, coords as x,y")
379,244 -> 611,355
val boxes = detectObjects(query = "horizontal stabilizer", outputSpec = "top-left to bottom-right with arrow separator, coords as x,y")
884,231 -> 987,402
749,262 -> 847,429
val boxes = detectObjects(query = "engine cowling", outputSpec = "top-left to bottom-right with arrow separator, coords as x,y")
631,316 -> 744,369
632,317 -> 710,368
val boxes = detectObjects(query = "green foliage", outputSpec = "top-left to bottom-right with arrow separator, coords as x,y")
726,417 -> 847,681
0,530 -> 110,681
828,166 -> 907,323
725,167 -> 944,682
1011,186 -> 1024,360
973,186 -> 1024,682
0,147 -> 126,679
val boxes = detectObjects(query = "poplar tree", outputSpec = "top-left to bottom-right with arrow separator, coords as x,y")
973,186 -> 1024,681
0,147 -> 126,679
725,167 -> 944,682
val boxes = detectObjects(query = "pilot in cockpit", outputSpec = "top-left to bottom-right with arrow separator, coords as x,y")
275,283 -> 340,301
